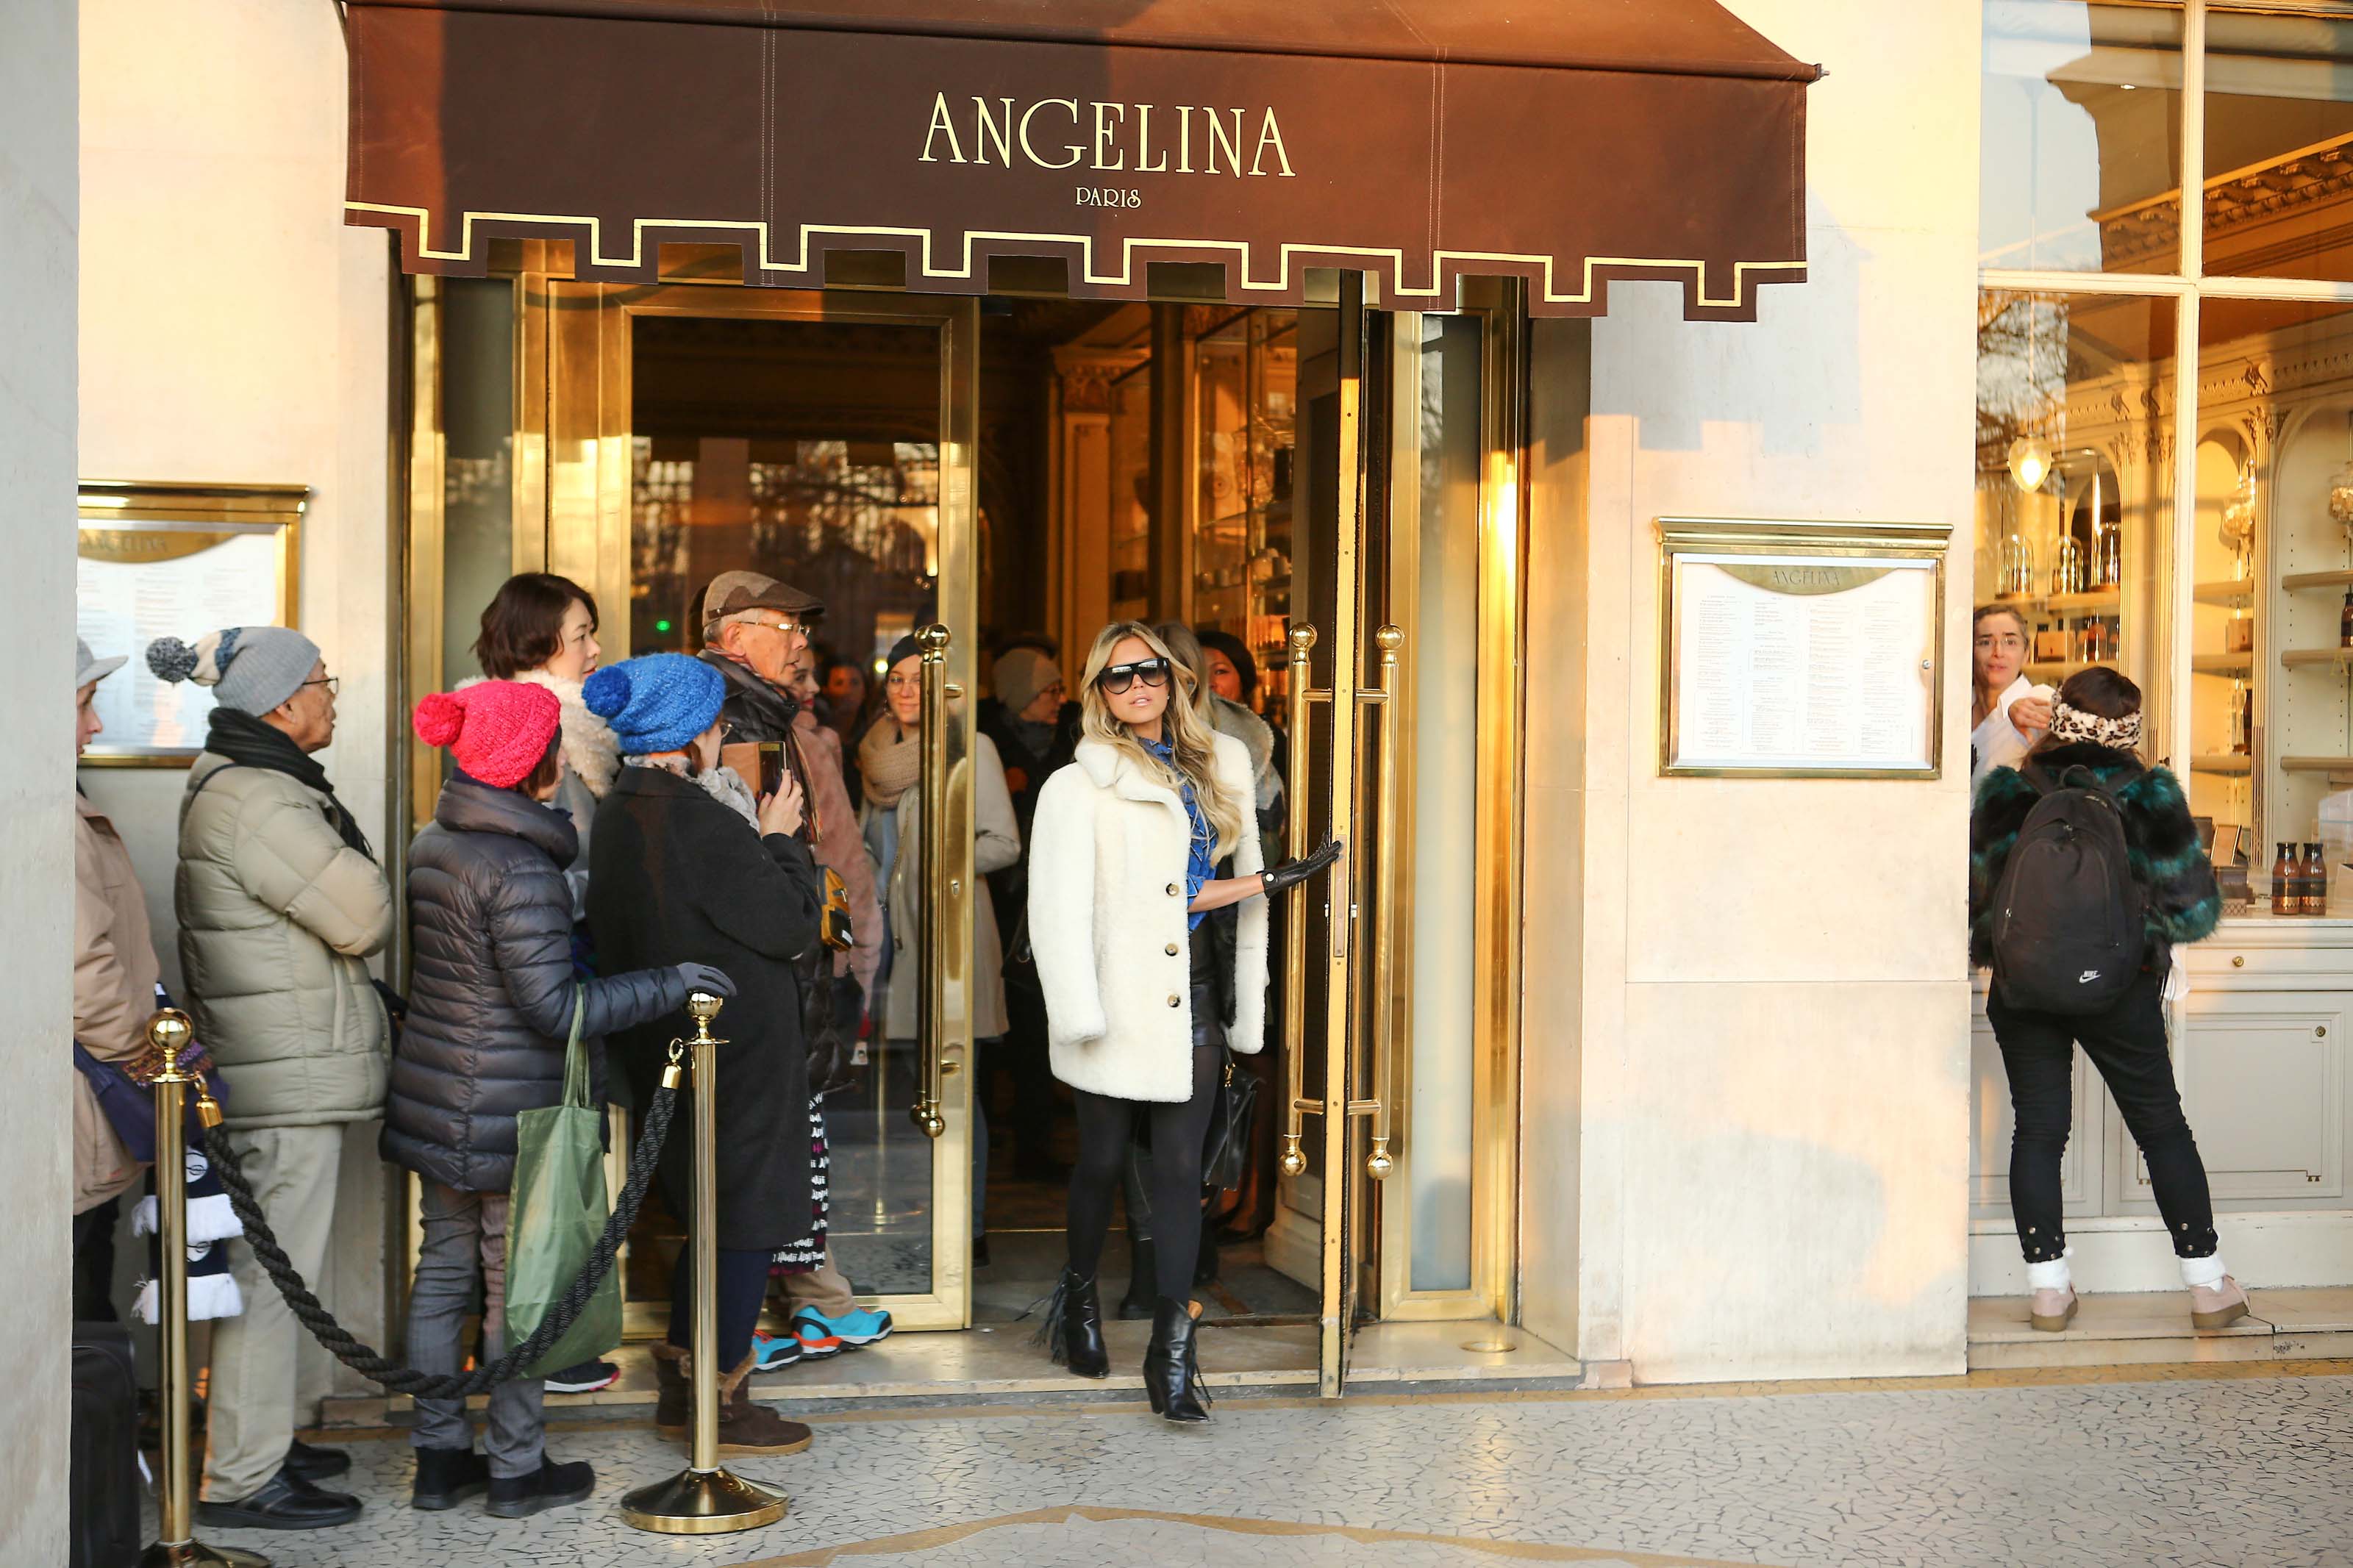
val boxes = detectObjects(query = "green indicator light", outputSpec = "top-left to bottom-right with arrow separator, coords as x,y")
655,618 -> 673,633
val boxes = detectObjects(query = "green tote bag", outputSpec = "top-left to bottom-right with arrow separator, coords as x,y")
507,987 -> 623,1377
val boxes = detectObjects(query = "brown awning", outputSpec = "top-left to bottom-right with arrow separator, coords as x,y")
343,1 -> 1818,319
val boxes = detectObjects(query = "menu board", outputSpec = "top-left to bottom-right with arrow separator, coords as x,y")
1666,552 -> 1940,776
76,523 -> 288,759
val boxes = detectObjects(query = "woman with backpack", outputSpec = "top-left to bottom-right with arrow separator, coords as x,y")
1968,667 -> 2238,1333
387,680 -> 731,1517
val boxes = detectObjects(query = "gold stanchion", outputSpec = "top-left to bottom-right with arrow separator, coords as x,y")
137,1009 -> 268,1568
620,992 -> 788,1535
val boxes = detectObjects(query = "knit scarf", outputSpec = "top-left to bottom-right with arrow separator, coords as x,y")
624,753 -> 760,829
499,671 -> 621,798
204,707 -> 375,860
860,717 -> 922,809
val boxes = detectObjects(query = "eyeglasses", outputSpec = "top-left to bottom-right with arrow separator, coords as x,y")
742,616 -> 803,636
301,676 -> 340,696
1097,659 -> 1171,695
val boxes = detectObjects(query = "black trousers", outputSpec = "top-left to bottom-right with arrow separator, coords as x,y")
665,1244 -> 772,1371
1988,964 -> 2219,1264
73,1196 -> 121,1323
1065,929 -> 1223,1303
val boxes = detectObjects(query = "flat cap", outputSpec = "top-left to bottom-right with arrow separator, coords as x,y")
701,570 -> 824,637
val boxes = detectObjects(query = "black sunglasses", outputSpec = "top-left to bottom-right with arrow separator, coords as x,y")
1097,658 -> 1171,695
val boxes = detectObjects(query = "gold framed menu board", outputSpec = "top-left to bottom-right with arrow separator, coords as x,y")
1660,517 -> 1950,779
76,482 -> 305,766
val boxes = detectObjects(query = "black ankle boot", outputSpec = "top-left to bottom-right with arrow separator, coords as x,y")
1118,1238 -> 1157,1320
1143,1297 -> 1210,1423
1044,1267 -> 1110,1378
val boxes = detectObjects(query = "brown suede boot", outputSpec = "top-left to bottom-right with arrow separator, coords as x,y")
651,1342 -> 690,1439
715,1355 -> 813,1456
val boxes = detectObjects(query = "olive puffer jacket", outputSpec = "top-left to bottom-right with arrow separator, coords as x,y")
382,776 -> 688,1192
175,753 -> 395,1129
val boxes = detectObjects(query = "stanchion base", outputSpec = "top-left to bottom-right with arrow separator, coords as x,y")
140,1540 -> 270,1568
619,1466 -> 789,1535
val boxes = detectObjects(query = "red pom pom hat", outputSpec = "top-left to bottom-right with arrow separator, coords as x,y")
411,681 -> 562,789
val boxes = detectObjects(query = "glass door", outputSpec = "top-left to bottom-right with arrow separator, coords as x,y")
544,277 -> 982,1333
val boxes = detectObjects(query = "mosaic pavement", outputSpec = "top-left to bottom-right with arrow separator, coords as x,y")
168,1367 -> 2353,1568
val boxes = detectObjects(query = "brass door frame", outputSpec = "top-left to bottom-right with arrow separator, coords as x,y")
540,279 -> 982,1332
1369,287 -> 1527,1326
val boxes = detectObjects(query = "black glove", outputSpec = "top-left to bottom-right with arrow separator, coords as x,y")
1260,836 -> 1343,898
674,962 -> 737,1000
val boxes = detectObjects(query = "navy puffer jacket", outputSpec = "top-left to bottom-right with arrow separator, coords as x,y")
382,775 -> 685,1192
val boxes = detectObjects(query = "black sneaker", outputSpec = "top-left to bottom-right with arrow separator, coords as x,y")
540,1358 -> 621,1395
284,1436 -> 350,1481
194,1466 -> 363,1531
485,1457 -> 596,1519
410,1445 -> 491,1511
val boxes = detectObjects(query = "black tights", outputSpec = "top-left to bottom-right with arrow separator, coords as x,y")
665,1245 -> 772,1371
1066,1042 -> 1222,1303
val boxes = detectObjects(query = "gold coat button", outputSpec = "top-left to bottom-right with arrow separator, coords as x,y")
1166,882 -> 1179,896
1166,942 -> 1180,956
1167,995 -> 1182,1008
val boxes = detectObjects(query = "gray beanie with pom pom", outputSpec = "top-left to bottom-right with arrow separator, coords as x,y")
146,626 -> 321,716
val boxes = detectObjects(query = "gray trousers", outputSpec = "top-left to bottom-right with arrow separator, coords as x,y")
405,1181 -> 543,1478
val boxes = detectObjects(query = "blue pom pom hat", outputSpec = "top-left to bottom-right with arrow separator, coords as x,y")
582,653 -> 726,756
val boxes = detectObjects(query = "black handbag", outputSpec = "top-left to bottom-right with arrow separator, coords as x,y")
1199,1052 -> 1259,1192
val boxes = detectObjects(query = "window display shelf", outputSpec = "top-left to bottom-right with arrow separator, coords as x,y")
2281,569 -> 2353,593
2280,756 -> 2353,774
2025,659 -> 2086,681
2194,579 -> 2256,606
2192,755 -> 2254,774
2193,653 -> 2254,676
2280,648 -> 2353,669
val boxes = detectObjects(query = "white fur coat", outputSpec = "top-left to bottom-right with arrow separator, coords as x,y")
1026,731 -> 1268,1103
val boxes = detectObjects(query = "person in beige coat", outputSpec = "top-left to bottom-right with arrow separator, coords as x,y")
149,625 -> 393,1531
860,637 -> 1020,1255
72,640 -> 153,1322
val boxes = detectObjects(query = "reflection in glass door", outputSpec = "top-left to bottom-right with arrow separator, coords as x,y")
547,282 -> 980,1332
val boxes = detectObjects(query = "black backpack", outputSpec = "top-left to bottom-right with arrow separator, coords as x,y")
1990,762 -> 2145,1016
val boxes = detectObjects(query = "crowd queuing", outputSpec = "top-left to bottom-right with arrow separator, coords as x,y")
70,568 -> 1339,1528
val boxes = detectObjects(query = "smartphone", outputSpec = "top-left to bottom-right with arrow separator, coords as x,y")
718,740 -> 786,798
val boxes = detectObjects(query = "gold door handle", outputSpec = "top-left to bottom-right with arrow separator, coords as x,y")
912,623 -> 952,1139
1360,624 -> 1402,1180
1279,624 -> 1317,1178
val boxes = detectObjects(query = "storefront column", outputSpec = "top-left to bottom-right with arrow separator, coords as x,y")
0,0 -> 79,1556
1550,0 -> 1983,1384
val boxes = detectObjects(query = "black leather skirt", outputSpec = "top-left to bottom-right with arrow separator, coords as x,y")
1190,923 -> 1227,1052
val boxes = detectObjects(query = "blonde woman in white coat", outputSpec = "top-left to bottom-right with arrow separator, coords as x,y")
1027,621 -> 1341,1422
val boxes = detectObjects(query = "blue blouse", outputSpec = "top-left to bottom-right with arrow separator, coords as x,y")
1145,736 -> 1215,931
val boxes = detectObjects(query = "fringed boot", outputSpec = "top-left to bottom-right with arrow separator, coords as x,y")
1143,1297 -> 1211,1423
1034,1266 -> 1110,1378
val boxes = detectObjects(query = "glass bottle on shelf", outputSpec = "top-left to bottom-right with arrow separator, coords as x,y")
2274,843 -> 2296,916
2305,843 -> 2329,917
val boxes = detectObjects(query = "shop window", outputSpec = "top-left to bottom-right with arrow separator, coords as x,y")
1190,309 -> 1298,713
2204,9 -> 2353,282
1972,290 -> 2175,765
1981,1 -> 2185,273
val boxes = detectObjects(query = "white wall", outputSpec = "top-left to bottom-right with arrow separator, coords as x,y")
1546,0 -> 1983,1383
0,4 -> 78,1559
77,0 -> 395,1401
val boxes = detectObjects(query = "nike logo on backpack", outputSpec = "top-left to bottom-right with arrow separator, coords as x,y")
2079,970 -> 2102,984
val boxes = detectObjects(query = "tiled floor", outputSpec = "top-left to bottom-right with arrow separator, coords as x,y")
179,1362 -> 2353,1568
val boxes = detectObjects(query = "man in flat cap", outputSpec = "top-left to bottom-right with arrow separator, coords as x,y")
699,573 -> 893,1363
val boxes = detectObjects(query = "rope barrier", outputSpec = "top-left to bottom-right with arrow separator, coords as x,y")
202,1085 -> 677,1400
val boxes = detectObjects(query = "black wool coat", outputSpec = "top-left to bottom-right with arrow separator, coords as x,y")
383,776 -> 685,1193
588,765 -> 823,1250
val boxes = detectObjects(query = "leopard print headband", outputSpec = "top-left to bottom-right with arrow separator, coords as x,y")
2048,701 -> 2142,751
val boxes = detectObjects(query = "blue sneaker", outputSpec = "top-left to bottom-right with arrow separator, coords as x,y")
749,1328 -> 804,1374
793,1305 -> 893,1350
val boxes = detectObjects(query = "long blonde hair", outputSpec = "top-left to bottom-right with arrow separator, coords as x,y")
1078,620 -> 1244,858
